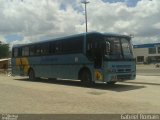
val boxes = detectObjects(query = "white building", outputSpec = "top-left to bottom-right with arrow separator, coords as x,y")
133,43 -> 160,64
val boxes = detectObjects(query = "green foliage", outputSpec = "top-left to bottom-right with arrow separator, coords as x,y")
0,44 -> 9,58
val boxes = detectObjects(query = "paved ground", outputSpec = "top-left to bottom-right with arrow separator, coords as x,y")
137,64 -> 160,76
0,71 -> 160,114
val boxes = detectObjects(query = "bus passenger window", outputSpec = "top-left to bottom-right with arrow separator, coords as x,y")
40,43 -> 49,55
55,41 -> 62,54
105,41 -> 110,54
50,42 -> 56,54
22,47 -> 29,56
35,46 -> 41,55
13,48 -> 18,57
29,46 -> 35,56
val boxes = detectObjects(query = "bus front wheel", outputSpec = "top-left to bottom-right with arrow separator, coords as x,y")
107,81 -> 116,85
28,69 -> 35,80
80,69 -> 93,86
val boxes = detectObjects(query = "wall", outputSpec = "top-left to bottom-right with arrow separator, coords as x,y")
133,47 -> 160,63
0,60 -> 8,69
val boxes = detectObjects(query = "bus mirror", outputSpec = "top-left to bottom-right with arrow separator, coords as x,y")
105,41 -> 110,54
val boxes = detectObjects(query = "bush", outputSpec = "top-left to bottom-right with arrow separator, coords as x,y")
0,44 -> 9,58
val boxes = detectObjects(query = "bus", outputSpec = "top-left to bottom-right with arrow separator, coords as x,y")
11,32 -> 136,85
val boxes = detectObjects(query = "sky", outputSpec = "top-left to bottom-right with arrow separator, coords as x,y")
0,0 -> 160,48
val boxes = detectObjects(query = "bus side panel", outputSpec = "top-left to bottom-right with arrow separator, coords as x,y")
28,54 -> 94,80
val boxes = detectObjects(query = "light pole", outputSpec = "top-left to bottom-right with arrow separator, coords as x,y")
81,0 -> 89,33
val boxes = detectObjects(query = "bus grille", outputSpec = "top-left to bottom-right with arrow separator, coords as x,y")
116,65 -> 131,68
115,65 -> 132,73
117,69 -> 131,73
117,74 -> 132,80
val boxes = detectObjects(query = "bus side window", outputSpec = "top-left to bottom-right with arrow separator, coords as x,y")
22,47 -> 29,56
29,46 -> 35,56
55,41 -> 62,54
35,45 -> 41,55
13,48 -> 18,57
50,42 -> 56,54
40,43 -> 49,55
18,48 -> 22,57
87,42 -> 92,55
62,37 -> 83,54
105,41 -> 110,54
86,39 -> 94,60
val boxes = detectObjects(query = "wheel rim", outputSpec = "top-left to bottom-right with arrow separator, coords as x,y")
81,70 -> 91,84
107,81 -> 116,85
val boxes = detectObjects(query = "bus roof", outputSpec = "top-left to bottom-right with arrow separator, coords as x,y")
12,32 -> 130,48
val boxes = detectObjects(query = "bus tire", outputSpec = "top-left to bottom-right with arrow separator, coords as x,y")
28,69 -> 35,80
79,69 -> 93,86
107,81 -> 116,85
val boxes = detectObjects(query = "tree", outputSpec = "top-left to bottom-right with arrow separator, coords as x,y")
0,44 -> 9,58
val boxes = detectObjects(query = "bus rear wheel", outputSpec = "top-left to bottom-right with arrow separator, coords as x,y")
80,69 -> 93,86
28,69 -> 35,80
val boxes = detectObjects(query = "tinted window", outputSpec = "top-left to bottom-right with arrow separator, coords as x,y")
35,45 -> 41,55
13,47 -> 22,57
50,42 -> 56,54
158,47 -> 160,54
14,36 -> 84,57
29,46 -> 35,56
40,43 -> 50,55
62,37 -> 83,53
55,41 -> 62,53
33,43 -> 50,56
13,48 -> 18,57
22,47 -> 29,56
49,36 -> 83,54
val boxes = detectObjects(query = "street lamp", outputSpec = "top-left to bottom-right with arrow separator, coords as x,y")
81,0 -> 89,33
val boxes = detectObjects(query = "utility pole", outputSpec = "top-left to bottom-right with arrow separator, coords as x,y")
81,0 -> 89,33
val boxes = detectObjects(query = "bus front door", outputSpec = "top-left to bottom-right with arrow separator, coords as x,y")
94,45 -> 104,82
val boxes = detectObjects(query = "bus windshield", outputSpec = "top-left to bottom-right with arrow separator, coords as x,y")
104,37 -> 133,60
121,37 -> 133,59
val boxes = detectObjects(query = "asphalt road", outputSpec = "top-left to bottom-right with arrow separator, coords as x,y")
0,72 -> 160,114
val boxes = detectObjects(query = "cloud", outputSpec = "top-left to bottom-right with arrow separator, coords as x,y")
0,0 -> 84,45
0,35 -> 6,44
9,36 -> 31,50
86,0 -> 160,44
0,0 -> 160,46
153,22 -> 160,29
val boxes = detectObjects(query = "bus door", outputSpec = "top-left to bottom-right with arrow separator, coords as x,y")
94,42 -> 103,69
87,40 -> 104,81
94,42 -> 104,81
93,39 -> 111,69
93,40 -> 111,82
86,40 -> 103,68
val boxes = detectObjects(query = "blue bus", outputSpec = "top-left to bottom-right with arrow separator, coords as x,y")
11,32 -> 136,85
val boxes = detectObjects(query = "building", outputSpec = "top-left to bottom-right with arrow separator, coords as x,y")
0,58 -> 10,69
133,43 -> 160,64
